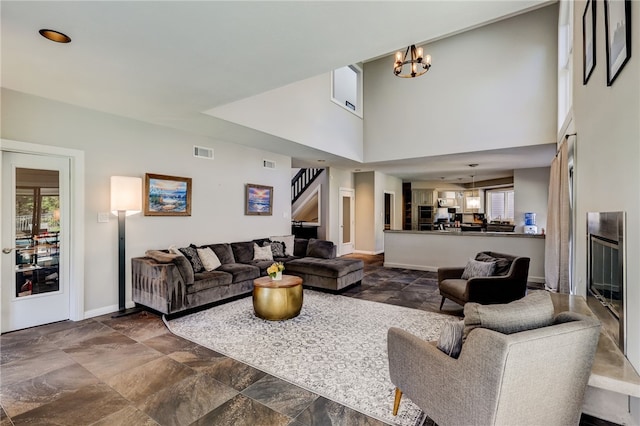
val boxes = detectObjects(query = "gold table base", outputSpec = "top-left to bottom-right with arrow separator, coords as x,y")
253,275 -> 303,321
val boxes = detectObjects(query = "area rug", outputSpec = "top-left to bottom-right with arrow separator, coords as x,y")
165,291 -> 456,425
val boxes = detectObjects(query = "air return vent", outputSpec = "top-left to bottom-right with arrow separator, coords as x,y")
193,146 -> 214,159
263,159 -> 276,169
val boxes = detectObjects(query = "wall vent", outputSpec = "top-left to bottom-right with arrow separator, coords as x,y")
263,159 -> 276,169
193,146 -> 214,159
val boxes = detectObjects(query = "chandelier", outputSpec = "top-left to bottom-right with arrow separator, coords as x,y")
393,45 -> 432,78
466,174 -> 481,210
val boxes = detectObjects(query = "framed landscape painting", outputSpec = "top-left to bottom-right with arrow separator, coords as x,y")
245,184 -> 273,216
604,0 -> 631,86
144,173 -> 192,216
583,0 -> 596,85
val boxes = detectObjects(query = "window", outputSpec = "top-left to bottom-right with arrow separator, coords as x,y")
558,0 -> 573,131
331,64 -> 363,117
487,189 -> 514,222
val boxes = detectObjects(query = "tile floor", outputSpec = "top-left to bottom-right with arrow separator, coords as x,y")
0,254 -> 615,425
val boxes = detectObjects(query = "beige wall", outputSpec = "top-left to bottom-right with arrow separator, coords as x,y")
363,4 -> 558,163
572,0 -> 640,421
2,89 -> 293,316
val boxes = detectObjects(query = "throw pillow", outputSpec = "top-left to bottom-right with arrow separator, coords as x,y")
253,243 -> 274,261
168,245 -> 194,284
475,252 -> 512,276
270,235 -> 295,256
437,320 -> 465,358
463,291 -> 555,340
461,258 -> 496,279
306,238 -> 335,259
264,241 -> 285,258
178,246 -> 204,273
197,247 -> 221,271
145,250 -> 178,263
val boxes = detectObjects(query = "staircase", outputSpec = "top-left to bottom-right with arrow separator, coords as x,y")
291,168 -> 324,203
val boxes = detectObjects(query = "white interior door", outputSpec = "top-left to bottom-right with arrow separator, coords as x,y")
339,188 -> 355,255
1,152 -> 70,332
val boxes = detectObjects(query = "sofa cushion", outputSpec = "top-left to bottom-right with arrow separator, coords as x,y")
438,279 -> 469,302
437,320 -> 465,358
463,291 -> 555,340
197,247 -> 221,271
286,257 -> 363,279
189,270 -> 233,293
231,241 -> 255,264
178,246 -> 204,273
265,241 -> 285,258
306,238 -> 335,259
209,243 -> 235,264
461,259 -> 496,280
293,238 -> 309,257
475,252 -> 512,276
216,263 -> 260,282
270,235 -> 295,256
166,246 -> 195,285
253,243 -> 274,261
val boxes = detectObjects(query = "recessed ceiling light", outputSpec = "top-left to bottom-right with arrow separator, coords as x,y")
39,29 -> 71,43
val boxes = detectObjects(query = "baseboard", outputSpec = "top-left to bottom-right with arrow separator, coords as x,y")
383,262 -> 437,272
353,249 -> 384,255
84,301 -> 136,319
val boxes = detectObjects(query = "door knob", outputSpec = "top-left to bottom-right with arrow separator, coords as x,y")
3,248 -> 15,254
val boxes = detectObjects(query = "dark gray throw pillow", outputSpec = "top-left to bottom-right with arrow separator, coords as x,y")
178,246 -> 204,273
264,241 -> 286,258
306,238 -> 335,259
475,252 -> 512,276
437,320 -> 465,358
460,259 -> 496,280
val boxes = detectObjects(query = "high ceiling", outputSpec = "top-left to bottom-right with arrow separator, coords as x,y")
1,1 -> 556,182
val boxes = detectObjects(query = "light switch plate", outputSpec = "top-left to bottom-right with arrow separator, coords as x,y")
98,212 -> 110,223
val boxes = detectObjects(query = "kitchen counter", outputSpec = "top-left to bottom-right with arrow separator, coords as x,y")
383,229 -> 546,283
386,229 -> 545,239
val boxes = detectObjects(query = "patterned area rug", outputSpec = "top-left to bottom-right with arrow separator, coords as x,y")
165,291 -> 454,426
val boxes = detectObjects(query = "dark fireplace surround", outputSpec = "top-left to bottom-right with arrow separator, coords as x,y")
587,211 -> 625,352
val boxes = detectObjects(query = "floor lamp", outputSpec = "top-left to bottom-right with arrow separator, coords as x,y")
110,176 -> 142,318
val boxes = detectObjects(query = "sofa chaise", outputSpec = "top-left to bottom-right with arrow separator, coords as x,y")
131,237 -> 364,315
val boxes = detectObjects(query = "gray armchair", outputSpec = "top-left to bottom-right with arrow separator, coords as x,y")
387,311 -> 601,426
438,251 -> 530,309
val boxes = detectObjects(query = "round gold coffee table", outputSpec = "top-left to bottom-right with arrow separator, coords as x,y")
253,274 -> 303,321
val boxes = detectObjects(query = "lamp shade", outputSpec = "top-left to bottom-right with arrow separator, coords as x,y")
110,176 -> 142,215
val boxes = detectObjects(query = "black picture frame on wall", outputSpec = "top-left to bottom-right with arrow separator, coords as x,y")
583,0 -> 596,85
605,0 -> 632,86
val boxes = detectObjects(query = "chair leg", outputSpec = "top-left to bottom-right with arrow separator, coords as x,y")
393,387 -> 403,416
439,296 -> 446,310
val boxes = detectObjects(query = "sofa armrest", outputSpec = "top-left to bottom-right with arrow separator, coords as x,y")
437,267 -> 465,283
132,257 -> 187,315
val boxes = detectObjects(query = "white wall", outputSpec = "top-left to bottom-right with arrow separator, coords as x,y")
572,0 -> 640,420
363,4 -> 558,162
514,167 -> 550,233
1,89 -> 292,315
205,73 -> 364,162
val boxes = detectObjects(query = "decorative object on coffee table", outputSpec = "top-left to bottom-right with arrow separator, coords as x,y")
266,261 -> 284,281
253,274 -> 302,320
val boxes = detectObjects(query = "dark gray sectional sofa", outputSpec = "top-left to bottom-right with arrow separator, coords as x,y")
131,237 -> 364,315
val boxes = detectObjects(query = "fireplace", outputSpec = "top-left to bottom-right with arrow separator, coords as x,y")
587,211 -> 625,352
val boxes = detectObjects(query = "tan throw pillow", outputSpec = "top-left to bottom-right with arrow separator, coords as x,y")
196,247 -> 221,271
145,250 -> 178,263
253,243 -> 274,261
463,291 -> 555,340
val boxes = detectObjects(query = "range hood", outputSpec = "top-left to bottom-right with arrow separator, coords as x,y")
437,192 -> 460,208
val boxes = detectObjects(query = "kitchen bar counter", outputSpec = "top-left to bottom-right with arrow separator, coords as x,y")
387,229 -> 544,239
384,229 -> 545,283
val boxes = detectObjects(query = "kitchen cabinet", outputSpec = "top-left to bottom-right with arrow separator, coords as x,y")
411,189 -> 434,230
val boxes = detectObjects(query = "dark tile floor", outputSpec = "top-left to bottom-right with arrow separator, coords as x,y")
0,254 -> 616,426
